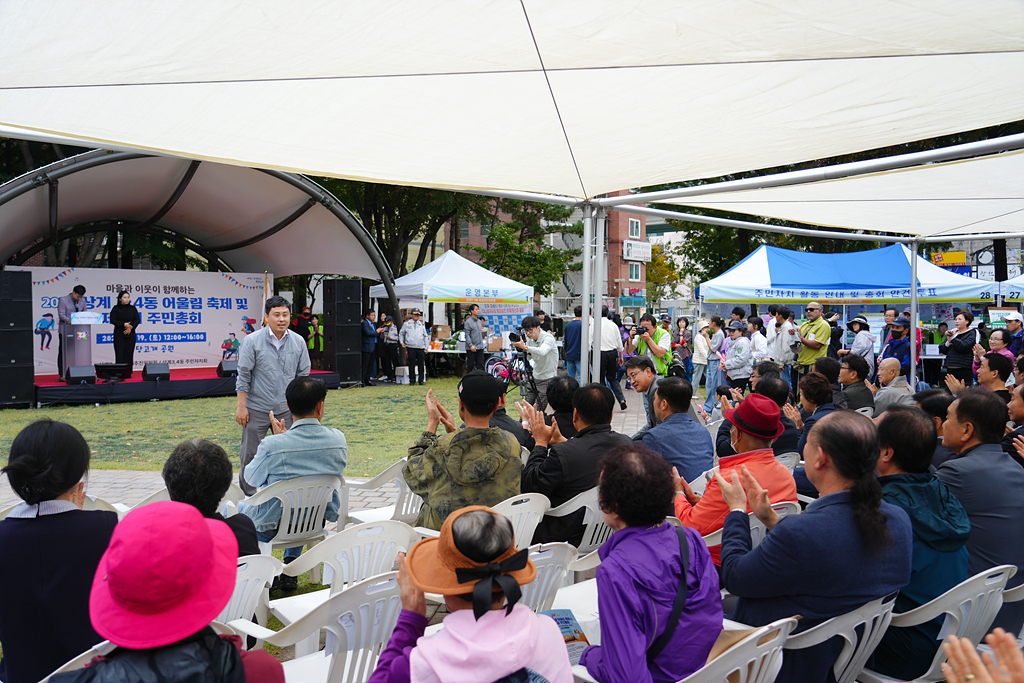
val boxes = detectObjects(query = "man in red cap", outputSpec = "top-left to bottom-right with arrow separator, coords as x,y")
672,392 -> 798,565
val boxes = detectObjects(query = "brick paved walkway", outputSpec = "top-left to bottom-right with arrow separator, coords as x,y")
0,381 -> 669,512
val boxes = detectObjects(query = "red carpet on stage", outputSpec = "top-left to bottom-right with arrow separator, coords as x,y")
34,369 -> 341,406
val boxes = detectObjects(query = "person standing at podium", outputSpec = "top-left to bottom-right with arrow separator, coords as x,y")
109,290 -> 141,367
57,285 -> 88,374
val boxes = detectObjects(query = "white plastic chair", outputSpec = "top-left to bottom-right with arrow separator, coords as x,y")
40,640 -> 118,681
216,554 -> 283,649
678,617 -> 799,683
218,482 -> 246,516
82,495 -> 119,514
702,501 -> 800,546
707,418 -> 724,436
244,474 -> 343,556
858,565 -> 1017,683
774,451 -> 800,472
492,492 -> 551,551
342,459 -> 423,526
268,520 -> 420,657
112,486 -> 171,516
521,445 -> 531,466
783,592 -> 898,683
520,542 -> 578,612
544,487 -> 614,555
855,406 -> 874,416
229,572 -> 403,683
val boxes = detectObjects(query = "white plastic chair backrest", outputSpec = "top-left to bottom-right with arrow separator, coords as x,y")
316,521 -> 420,595
492,492 -> 551,551
707,419 -> 723,435
906,565 -> 1015,681
521,543 -> 577,612
570,549 -> 601,573
521,446 -> 531,466
218,482 -> 246,516
679,618 -> 798,683
209,621 -> 236,637
244,474 -> 343,545
217,554 -> 283,627
394,469 -> 424,525
774,452 -> 799,472
703,501 -> 800,547
132,487 -> 172,509
82,495 -> 119,513
546,487 -> 613,555
40,640 -> 118,680
855,407 -> 874,416
784,592 -> 897,683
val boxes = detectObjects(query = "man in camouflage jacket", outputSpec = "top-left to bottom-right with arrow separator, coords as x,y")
403,371 -> 522,530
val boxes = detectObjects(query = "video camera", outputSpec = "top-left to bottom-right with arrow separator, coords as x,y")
507,326 -> 525,344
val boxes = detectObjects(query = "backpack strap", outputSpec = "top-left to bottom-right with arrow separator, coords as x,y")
647,526 -> 690,664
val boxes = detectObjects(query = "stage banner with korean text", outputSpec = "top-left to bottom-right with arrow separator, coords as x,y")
11,267 -> 270,377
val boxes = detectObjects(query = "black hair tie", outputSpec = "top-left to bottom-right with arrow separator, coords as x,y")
455,548 -> 529,620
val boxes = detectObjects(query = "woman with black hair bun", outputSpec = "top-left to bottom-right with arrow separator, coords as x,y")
0,420 -> 117,683
716,410 -> 913,683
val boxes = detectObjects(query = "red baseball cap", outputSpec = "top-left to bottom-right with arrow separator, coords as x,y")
722,393 -> 786,440
89,501 -> 238,649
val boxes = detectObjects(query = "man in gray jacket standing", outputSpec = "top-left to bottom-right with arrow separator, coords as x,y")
464,304 -> 486,373
400,307 -> 430,385
235,296 -> 311,495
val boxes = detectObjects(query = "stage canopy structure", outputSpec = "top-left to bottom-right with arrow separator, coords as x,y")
369,250 -> 532,305
0,151 -> 401,312
699,245 -> 996,304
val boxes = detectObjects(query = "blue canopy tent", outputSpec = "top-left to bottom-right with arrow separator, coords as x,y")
699,244 -> 994,304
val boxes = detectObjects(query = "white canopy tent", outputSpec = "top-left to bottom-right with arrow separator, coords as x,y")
369,250 -> 532,304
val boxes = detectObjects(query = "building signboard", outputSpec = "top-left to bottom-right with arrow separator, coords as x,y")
623,240 -> 652,262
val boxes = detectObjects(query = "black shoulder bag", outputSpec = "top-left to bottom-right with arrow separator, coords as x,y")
647,526 -> 690,665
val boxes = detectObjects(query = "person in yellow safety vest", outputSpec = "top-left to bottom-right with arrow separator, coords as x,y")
307,315 -> 324,370
627,313 -> 672,377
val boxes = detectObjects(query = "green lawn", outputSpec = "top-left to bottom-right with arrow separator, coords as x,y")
0,377 -> 466,477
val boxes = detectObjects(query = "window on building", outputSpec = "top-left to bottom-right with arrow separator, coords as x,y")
481,222 -> 493,236
460,220 -> 469,240
628,218 -> 641,238
629,262 -> 641,281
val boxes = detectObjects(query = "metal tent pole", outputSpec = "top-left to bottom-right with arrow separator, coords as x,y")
910,241 -> 919,388
580,204 -> 593,385
591,207 -> 607,385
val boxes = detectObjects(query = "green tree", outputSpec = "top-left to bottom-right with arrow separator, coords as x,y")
466,199 -> 582,296
645,243 -> 681,305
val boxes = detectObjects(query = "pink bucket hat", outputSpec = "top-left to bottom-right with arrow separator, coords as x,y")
89,500 -> 238,649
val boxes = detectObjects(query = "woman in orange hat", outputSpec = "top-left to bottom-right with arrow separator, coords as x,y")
369,506 -> 572,683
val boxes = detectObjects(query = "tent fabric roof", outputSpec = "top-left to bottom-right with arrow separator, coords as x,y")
699,244 -> 996,303
0,152 -> 386,280
1,1 -> 1022,199
368,251 -> 532,303
670,149 -> 1024,238
999,272 -> 1024,299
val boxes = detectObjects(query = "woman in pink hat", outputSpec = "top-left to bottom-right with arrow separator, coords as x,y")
50,501 -> 283,683
0,420 -> 117,683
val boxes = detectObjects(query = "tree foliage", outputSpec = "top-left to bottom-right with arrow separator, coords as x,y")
645,243 -> 681,305
466,199 -> 582,297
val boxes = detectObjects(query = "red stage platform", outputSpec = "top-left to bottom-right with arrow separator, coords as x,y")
34,368 -> 341,406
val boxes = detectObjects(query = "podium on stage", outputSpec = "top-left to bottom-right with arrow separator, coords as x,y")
62,311 -> 103,381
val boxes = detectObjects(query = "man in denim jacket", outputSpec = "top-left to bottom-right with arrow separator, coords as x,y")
241,376 -> 347,573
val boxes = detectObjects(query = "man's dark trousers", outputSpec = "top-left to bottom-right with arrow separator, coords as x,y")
601,350 -> 626,403
407,348 -> 426,384
466,348 -> 486,373
361,351 -> 375,386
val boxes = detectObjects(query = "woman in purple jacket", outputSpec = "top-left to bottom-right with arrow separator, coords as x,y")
580,444 -> 722,683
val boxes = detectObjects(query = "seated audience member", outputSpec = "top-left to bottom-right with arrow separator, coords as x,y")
486,384 -> 528,447
641,377 -> 713,482
369,506 -> 572,683
872,357 -> 915,417
717,376 -> 799,458
521,383 -> 631,546
163,438 -> 260,557
977,352 -> 1013,403
241,376 -> 347,577
1002,384 -> 1024,467
545,375 -> 579,440
50,502 -> 283,682
623,356 -> 660,439
581,445 -> 722,683
870,406 -> 970,680
915,388 -> 958,469
839,354 -> 875,412
882,315 -> 913,376
972,328 -> 1015,378
784,371 -> 836,457
709,384 -> 733,423
936,388 -> 1024,633
813,356 -> 849,409
0,421 -> 117,683
674,393 -> 798,566
717,411 -> 912,683
405,371 -> 522,531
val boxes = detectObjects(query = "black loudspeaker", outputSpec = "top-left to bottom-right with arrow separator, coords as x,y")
217,360 -> 239,377
0,270 -> 33,406
322,279 -> 363,383
142,362 -> 170,381
66,366 -> 96,384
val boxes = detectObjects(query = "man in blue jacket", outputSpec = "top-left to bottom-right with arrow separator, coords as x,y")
881,316 -> 912,377
641,377 -> 713,482
361,308 -> 379,387
563,305 -> 582,382
869,405 -> 970,680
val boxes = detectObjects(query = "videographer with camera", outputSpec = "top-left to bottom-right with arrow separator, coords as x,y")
510,316 -> 558,412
